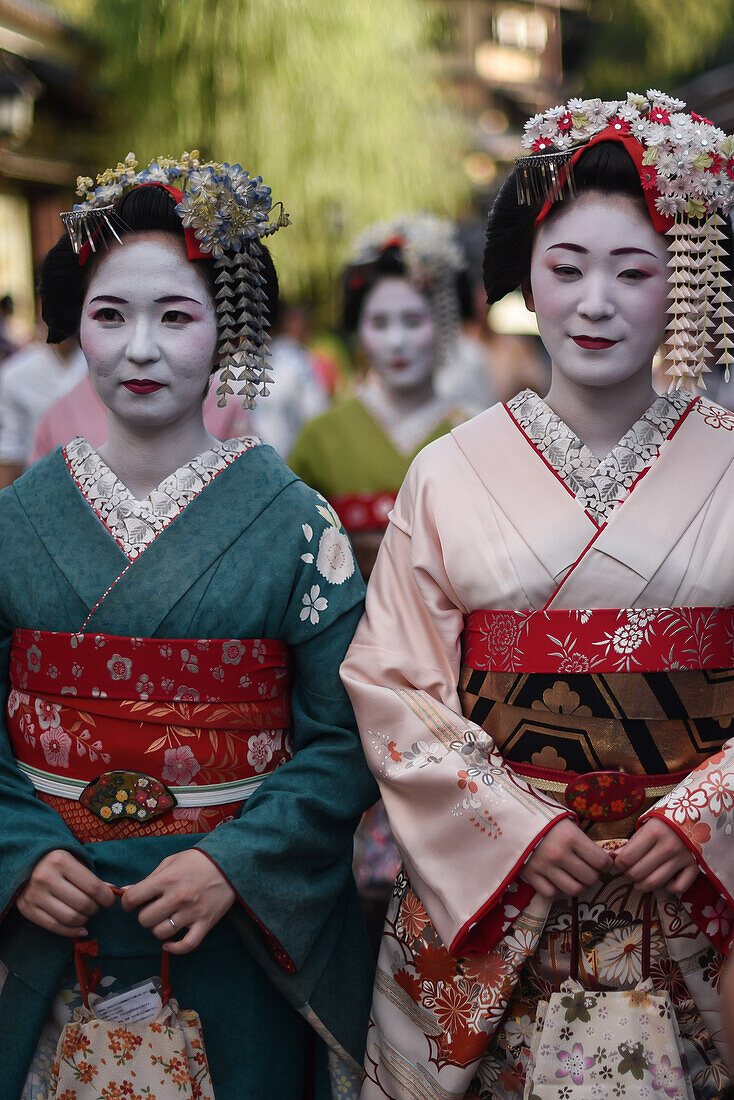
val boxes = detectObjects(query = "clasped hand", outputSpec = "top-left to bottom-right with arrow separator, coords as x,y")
520,817 -> 698,899
18,848 -> 235,955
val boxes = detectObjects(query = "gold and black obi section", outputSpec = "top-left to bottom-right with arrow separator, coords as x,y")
459,608 -> 734,840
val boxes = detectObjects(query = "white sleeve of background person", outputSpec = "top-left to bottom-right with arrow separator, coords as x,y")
0,365 -> 32,464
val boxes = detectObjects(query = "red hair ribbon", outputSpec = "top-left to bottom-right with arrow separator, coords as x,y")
380,234 -> 405,251
535,124 -> 674,234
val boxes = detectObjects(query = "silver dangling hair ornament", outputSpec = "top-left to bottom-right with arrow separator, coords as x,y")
514,151 -> 576,206
213,244 -> 272,408
213,203 -> 290,409
60,205 -> 125,255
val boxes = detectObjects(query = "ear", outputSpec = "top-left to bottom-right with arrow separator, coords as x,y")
521,277 -> 535,313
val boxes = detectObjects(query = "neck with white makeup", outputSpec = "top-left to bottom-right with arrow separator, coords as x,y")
543,364 -> 657,459
98,403 -> 218,499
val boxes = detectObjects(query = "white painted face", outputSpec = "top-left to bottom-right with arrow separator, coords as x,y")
358,276 -> 437,392
79,231 -> 219,428
528,193 -> 669,389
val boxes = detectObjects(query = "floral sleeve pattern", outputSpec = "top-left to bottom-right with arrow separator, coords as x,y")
642,739 -> 734,952
295,496 -> 356,630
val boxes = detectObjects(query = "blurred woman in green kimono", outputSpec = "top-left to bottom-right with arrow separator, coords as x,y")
289,215 -> 470,580
0,153 -> 376,1098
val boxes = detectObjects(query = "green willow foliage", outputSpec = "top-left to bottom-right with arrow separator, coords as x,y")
579,0 -> 734,98
54,0 -> 469,305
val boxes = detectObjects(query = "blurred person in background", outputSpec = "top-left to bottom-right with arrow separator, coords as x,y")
460,280 -> 549,402
437,221 -> 548,409
30,366 -> 251,463
290,214 -> 472,950
249,299 -> 329,456
0,293 -> 18,363
290,214 -> 471,579
279,299 -> 345,396
0,333 -> 86,487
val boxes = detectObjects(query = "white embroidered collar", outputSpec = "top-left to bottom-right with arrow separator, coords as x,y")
357,373 -> 460,456
506,388 -> 694,525
64,435 -> 260,560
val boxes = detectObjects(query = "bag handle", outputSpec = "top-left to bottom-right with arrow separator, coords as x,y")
570,892 -> 653,988
74,886 -> 171,1009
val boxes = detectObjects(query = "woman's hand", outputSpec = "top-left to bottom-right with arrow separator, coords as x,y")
615,819 -> 698,894
121,849 -> 235,955
520,818 -> 613,898
16,849 -> 116,937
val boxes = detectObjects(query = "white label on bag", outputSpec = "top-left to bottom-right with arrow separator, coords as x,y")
95,979 -> 163,1023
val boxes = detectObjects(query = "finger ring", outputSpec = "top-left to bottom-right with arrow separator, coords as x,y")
168,917 -> 177,930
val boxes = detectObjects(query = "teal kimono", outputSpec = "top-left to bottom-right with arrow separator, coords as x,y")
0,440 -> 377,1098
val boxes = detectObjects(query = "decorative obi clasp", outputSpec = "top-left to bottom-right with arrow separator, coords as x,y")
507,761 -> 685,823
564,770 -> 645,821
80,770 -> 176,824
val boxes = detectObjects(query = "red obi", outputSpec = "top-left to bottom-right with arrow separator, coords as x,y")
8,629 -> 292,842
330,491 -> 397,533
462,606 -> 734,673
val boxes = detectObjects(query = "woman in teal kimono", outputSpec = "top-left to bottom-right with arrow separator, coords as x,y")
0,155 -> 376,1097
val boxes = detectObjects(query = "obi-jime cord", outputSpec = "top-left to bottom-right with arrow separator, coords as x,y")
342,90 -> 734,1100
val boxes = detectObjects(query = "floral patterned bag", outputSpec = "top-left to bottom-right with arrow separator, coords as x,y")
49,934 -> 215,1100
523,897 -> 694,1100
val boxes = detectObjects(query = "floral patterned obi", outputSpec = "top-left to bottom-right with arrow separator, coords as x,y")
459,607 -> 734,839
8,629 -> 292,842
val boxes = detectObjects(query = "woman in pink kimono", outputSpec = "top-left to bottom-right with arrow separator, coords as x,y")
342,90 -> 734,1100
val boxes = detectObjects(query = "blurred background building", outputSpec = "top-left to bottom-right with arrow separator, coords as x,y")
0,0 -> 96,336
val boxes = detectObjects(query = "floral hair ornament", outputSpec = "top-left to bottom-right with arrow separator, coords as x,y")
61,152 -> 290,409
349,214 -> 466,369
518,91 -> 734,390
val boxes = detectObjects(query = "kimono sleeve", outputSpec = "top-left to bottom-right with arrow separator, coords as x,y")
195,489 -> 378,972
0,562 -> 88,921
641,740 -> 734,954
340,454 -> 573,956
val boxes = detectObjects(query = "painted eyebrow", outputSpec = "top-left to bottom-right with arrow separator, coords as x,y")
88,294 -> 203,305
545,243 -> 586,253
155,295 -> 202,305
610,247 -> 657,258
545,243 -> 657,259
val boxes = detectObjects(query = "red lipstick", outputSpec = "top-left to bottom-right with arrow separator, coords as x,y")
123,380 -> 164,394
572,336 -> 619,350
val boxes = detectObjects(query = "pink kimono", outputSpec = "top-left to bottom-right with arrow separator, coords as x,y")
342,389 -> 734,1099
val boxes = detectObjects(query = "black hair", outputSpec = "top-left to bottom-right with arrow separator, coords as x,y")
343,242 -> 473,333
483,141 -> 653,306
38,183 -> 279,342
